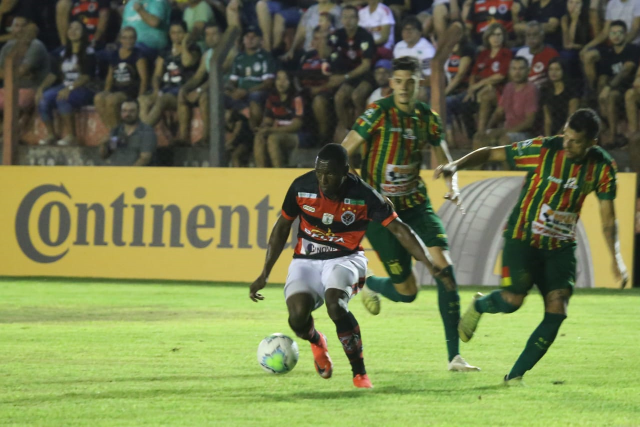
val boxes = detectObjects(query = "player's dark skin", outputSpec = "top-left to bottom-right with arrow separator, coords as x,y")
250,158 -> 443,334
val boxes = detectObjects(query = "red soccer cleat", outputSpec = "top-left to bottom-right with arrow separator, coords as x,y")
310,333 -> 333,379
353,374 -> 373,389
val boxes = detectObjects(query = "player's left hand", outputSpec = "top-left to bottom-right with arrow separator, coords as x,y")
249,275 -> 267,302
613,259 -> 629,289
444,190 -> 465,215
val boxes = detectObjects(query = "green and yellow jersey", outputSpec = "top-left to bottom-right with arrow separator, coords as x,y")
505,136 -> 617,250
352,97 -> 443,211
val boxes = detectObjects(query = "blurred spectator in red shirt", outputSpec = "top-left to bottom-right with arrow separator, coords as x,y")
56,0 -> 111,46
518,0 -> 565,50
515,21 -> 560,88
463,0 -> 521,46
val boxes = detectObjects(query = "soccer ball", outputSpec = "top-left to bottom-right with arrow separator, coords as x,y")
257,333 -> 299,374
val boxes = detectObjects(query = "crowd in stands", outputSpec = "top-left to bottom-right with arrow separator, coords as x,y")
0,0 -> 639,168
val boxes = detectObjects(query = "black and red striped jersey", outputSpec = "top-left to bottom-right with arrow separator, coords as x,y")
264,93 -> 305,127
281,171 -> 398,259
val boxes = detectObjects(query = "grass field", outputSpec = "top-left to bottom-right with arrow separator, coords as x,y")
0,279 -> 639,426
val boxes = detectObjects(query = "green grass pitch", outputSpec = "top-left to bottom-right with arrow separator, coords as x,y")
1,279 -> 639,426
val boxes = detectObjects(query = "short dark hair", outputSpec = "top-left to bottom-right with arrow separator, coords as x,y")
205,23 -> 221,32
317,143 -> 348,167
170,20 -> 188,32
392,56 -> 421,76
401,15 -> 422,33
610,20 -> 627,32
121,98 -> 140,111
342,5 -> 359,16
567,109 -> 601,140
511,56 -> 529,67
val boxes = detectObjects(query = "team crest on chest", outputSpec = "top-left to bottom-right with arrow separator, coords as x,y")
322,213 -> 334,225
341,210 -> 356,226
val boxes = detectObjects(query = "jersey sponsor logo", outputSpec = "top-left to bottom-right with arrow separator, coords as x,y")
491,61 -> 500,72
389,127 -> 402,132
361,42 -> 369,51
298,192 -> 317,198
364,108 -> 376,117
532,203 -> 578,240
547,175 -> 563,185
489,6 -> 497,14
344,198 -> 365,205
303,204 -> 316,213
341,210 -> 356,226
301,238 -> 340,255
322,213 -> 334,224
303,227 -> 345,243
403,128 -> 415,140
498,4 -> 508,14
516,139 -> 534,155
564,177 -> 579,190
380,181 -> 418,196
385,164 -> 417,183
385,259 -> 403,276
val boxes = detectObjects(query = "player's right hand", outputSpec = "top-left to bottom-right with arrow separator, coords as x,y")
434,163 -> 457,180
249,275 -> 267,302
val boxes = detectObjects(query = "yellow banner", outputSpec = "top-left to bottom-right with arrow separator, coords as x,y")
0,167 -> 635,287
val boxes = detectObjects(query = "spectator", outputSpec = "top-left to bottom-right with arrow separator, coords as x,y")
444,34 -> 475,142
473,57 -> 539,149
561,0 -> 590,50
269,0 -> 304,54
358,0 -> 395,58
176,23 -> 222,145
283,0 -> 341,60
100,99 -> 157,166
225,25 -> 276,129
183,0 -> 216,51
515,21 -> 559,88
121,0 -> 172,59
416,0 -> 461,41
325,6 -> 375,140
225,108 -> 253,167
624,63 -> 640,135
541,57 -> 579,135
139,21 -> 200,127
94,27 -> 149,130
254,70 -> 311,167
366,59 -> 393,104
297,26 -> 332,142
226,0 -> 273,51
36,21 -> 96,146
56,0 -> 110,46
393,15 -> 435,100
581,0 -> 640,56
583,20 -> 638,144
0,17 -> 50,127
463,0 -> 521,46
464,22 -> 512,134
518,0 -> 565,50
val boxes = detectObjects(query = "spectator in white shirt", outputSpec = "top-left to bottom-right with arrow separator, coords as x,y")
358,0 -> 395,58
393,16 -> 435,101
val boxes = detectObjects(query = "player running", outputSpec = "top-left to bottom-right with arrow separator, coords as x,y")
435,109 -> 629,383
249,144 -> 444,389
341,56 -> 479,372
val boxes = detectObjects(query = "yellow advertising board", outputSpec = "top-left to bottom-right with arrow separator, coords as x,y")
0,167 -> 635,287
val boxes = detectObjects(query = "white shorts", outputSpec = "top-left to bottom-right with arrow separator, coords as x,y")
283,252 -> 368,310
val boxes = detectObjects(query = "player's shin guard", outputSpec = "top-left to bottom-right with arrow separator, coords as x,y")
365,276 -> 417,303
435,266 -> 461,362
334,311 -> 365,377
289,315 -> 321,344
508,312 -> 567,379
475,290 -> 519,314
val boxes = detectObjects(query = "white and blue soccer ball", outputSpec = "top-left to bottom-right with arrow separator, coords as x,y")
257,333 -> 299,374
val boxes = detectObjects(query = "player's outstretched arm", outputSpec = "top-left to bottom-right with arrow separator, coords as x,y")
249,215 -> 294,302
598,199 -> 629,288
433,141 -> 462,211
434,146 -> 508,178
341,130 -> 366,176
386,218 -> 440,276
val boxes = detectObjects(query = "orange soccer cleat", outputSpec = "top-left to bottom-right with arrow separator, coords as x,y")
310,333 -> 333,379
352,373 -> 373,389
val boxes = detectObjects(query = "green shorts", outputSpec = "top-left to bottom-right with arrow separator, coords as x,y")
501,237 -> 576,297
366,202 -> 448,284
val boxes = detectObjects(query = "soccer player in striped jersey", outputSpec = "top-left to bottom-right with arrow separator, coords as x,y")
341,56 -> 480,372
435,109 -> 629,383
250,144 -> 443,388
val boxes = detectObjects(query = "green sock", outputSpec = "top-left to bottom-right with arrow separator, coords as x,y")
365,276 -> 416,303
435,266 -> 460,362
508,313 -> 566,379
475,290 -> 519,314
